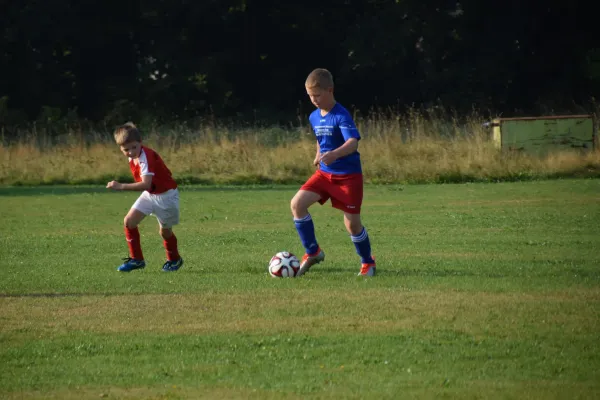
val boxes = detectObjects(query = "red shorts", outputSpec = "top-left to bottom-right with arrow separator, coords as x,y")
300,170 -> 363,214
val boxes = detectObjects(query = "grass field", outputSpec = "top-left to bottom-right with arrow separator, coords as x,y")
1,179 -> 599,399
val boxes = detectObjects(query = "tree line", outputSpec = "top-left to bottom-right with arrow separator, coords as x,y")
1,0 -> 598,132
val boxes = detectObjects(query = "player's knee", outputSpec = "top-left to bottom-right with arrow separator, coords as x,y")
290,198 -> 307,218
123,216 -> 138,229
345,218 -> 363,235
290,199 -> 296,213
349,224 -> 363,236
290,197 -> 300,213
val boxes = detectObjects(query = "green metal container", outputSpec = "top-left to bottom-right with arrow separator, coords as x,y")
491,115 -> 596,154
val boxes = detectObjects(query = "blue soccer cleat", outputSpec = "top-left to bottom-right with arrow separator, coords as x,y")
117,257 -> 146,272
162,258 -> 184,272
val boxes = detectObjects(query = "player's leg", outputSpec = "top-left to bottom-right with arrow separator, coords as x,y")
291,173 -> 328,276
118,206 -> 147,272
291,189 -> 322,254
344,212 -> 376,276
154,189 -> 183,272
329,173 -> 376,276
159,226 -> 183,271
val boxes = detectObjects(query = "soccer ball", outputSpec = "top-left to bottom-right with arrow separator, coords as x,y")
268,251 -> 300,278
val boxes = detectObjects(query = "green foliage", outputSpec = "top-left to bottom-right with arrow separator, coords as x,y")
0,1 -> 598,130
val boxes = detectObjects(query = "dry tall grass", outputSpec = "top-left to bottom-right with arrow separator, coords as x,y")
1,113 -> 599,185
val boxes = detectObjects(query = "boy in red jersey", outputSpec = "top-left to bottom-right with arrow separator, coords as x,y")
106,122 -> 183,272
292,68 -> 376,276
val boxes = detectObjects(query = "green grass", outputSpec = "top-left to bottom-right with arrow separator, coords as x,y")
1,179 -> 599,399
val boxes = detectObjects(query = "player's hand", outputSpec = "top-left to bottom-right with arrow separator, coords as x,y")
106,180 -> 123,190
313,157 -> 320,168
319,151 -> 337,166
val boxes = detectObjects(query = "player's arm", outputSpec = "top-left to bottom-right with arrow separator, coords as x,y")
320,113 -> 361,165
330,138 -> 358,158
313,143 -> 321,167
320,138 -> 358,166
106,175 -> 153,191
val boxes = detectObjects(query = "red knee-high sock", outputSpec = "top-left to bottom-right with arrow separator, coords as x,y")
125,226 -> 144,260
163,234 -> 180,261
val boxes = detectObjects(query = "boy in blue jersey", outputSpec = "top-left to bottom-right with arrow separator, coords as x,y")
291,68 -> 376,277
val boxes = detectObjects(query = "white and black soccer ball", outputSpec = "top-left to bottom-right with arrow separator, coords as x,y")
268,251 -> 300,278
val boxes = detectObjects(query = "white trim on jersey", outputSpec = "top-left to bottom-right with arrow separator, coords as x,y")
138,149 -> 155,176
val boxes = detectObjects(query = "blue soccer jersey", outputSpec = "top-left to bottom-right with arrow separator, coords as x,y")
308,103 -> 362,174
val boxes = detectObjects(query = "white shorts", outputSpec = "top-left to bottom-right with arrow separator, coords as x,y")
132,188 -> 180,228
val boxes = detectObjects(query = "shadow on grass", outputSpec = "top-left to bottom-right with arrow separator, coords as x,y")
0,185 -> 108,197
0,184 -> 300,197
0,291 -> 212,298
390,268 -> 508,278
0,292 -> 117,298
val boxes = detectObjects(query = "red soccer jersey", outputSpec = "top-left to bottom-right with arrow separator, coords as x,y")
129,146 -> 177,194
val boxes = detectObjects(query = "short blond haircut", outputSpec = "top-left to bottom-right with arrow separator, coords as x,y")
305,68 -> 334,89
113,122 -> 141,146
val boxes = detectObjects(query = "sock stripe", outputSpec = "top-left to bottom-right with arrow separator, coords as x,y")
351,228 -> 368,243
294,214 -> 312,223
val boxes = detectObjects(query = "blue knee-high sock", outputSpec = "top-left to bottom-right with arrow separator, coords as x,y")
351,227 -> 374,264
294,214 -> 319,255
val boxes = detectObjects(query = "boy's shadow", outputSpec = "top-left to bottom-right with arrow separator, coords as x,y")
0,186 -> 106,197
0,184 -> 298,197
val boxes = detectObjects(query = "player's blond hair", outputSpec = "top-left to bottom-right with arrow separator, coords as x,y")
305,68 -> 334,89
113,122 -> 141,145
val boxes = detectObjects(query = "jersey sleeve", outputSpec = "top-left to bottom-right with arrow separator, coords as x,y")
339,112 -> 361,141
308,111 -> 318,137
138,150 -> 155,176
